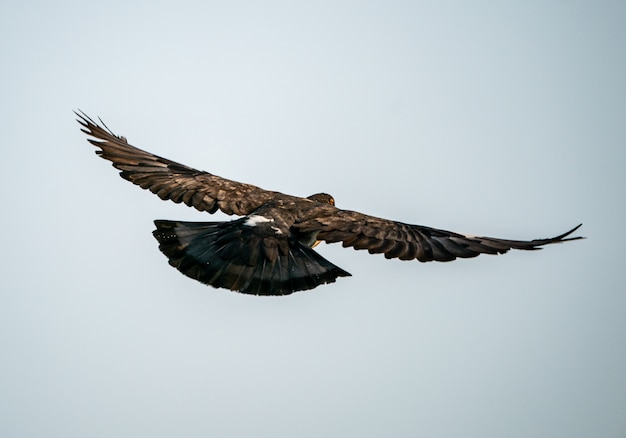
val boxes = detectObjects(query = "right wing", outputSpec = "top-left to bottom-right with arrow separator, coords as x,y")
296,206 -> 583,262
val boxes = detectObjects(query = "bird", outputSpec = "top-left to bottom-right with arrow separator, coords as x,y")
77,111 -> 584,296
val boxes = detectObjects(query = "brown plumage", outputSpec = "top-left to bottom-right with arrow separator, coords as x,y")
77,111 -> 584,295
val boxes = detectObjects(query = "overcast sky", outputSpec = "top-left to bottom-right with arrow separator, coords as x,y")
1,1 -> 625,437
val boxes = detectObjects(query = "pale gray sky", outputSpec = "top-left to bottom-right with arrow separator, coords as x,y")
1,1 -> 625,437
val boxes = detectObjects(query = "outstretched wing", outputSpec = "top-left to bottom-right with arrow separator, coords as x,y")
296,207 -> 583,262
77,111 -> 278,216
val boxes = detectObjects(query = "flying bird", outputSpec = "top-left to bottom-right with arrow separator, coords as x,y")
77,111 -> 583,296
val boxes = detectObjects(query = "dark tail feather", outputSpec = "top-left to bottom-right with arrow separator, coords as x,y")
153,219 -> 351,295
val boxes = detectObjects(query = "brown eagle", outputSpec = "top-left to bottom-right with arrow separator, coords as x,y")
77,111 -> 583,296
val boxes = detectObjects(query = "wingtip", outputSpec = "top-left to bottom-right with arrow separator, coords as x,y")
75,110 -> 126,143
557,223 -> 585,242
75,109 -> 95,129
74,108 -> 87,120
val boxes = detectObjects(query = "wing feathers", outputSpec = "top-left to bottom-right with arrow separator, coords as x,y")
77,111 -> 276,216
297,207 -> 583,263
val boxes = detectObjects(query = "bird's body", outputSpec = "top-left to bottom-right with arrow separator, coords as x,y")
77,111 -> 583,295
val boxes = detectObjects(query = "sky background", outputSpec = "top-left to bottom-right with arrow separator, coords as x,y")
1,1 -> 625,437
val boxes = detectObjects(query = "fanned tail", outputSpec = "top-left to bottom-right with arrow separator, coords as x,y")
152,219 -> 351,295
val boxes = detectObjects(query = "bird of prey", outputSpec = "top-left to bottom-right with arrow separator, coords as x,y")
77,111 -> 583,296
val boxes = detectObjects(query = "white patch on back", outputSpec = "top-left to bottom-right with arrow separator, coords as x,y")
245,215 -> 273,227
244,215 -> 283,235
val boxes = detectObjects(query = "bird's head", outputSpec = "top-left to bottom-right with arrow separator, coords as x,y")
307,193 -> 335,206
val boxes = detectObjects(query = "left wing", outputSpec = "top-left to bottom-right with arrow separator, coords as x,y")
296,208 -> 583,262
77,111 -> 280,216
